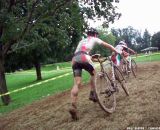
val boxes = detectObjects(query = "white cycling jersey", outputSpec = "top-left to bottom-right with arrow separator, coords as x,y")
73,36 -> 103,65
115,45 -> 124,54
112,44 -> 129,66
75,36 -> 103,54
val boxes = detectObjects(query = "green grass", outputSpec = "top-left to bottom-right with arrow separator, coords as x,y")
6,69 -> 72,91
0,52 -> 160,115
0,67 -> 89,115
28,62 -> 71,72
134,52 -> 160,62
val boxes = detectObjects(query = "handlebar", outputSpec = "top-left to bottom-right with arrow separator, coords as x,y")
91,54 -> 108,63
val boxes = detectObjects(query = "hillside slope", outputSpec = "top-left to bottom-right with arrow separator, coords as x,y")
0,62 -> 160,130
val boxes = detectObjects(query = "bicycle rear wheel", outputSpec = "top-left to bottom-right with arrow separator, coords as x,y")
131,59 -> 137,77
95,71 -> 116,113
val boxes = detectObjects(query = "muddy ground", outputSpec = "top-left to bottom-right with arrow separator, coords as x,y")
0,62 -> 160,130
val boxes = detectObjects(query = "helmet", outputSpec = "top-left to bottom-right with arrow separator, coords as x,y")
119,41 -> 127,47
87,27 -> 99,36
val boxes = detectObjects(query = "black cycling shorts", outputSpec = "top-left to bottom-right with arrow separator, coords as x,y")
72,62 -> 94,77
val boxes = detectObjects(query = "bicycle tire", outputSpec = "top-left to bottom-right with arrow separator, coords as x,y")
131,59 -> 137,78
121,59 -> 129,78
95,71 -> 116,113
114,65 -> 129,96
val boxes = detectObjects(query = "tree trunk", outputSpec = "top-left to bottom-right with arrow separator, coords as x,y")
34,61 -> 42,80
0,51 -> 11,105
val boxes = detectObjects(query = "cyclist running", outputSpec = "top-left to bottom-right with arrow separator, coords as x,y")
111,41 -> 136,66
69,28 -> 120,120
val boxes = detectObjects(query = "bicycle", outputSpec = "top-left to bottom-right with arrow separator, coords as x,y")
121,54 -> 137,78
92,54 -> 129,114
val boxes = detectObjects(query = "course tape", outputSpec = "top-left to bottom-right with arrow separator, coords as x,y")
0,72 -> 72,97
1,52 -> 160,97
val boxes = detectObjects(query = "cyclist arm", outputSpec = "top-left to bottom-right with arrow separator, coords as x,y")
101,41 -> 120,54
127,47 -> 136,55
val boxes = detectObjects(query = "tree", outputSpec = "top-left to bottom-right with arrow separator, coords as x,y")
5,1 -> 84,80
48,2 -> 85,62
135,36 -> 144,52
143,29 -> 151,48
0,0 -> 121,105
0,0 -> 73,105
111,26 -> 142,51
18,32 -> 50,80
151,32 -> 160,50
79,0 -> 121,28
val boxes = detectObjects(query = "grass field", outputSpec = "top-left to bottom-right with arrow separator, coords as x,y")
0,52 -> 159,115
0,63 -> 90,114
6,68 -> 72,91
134,52 -> 160,62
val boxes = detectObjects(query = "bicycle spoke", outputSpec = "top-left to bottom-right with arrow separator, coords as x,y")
95,71 -> 116,113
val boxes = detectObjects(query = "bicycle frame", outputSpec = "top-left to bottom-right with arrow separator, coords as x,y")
93,54 -> 129,113
97,56 -> 117,85
121,54 -> 137,78
92,53 -> 126,85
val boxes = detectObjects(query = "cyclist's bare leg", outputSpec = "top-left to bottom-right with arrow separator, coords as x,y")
89,70 -> 97,102
71,76 -> 81,107
69,76 -> 81,120
90,70 -> 96,91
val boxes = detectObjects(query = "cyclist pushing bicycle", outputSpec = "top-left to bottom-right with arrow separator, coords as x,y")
69,28 -> 121,120
111,41 -> 136,66
111,40 -> 137,78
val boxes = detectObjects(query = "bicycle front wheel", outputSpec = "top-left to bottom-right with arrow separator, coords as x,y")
95,71 -> 116,113
114,65 -> 129,96
131,59 -> 137,77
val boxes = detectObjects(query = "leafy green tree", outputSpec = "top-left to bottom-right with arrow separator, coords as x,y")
0,0 -> 121,105
121,27 -> 141,48
19,32 -> 50,80
111,26 -> 142,51
151,31 -> 160,50
48,2 -> 85,62
0,0 -> 73,105
135,36 -> 144,52
79,0 -> 121,27
5,1 -> 84,80
143,29 -> 151,48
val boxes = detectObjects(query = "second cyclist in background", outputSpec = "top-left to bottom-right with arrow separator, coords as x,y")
111,40 -> 136,67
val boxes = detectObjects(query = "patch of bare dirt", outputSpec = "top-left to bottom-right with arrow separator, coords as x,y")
0,62 -> 160,130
